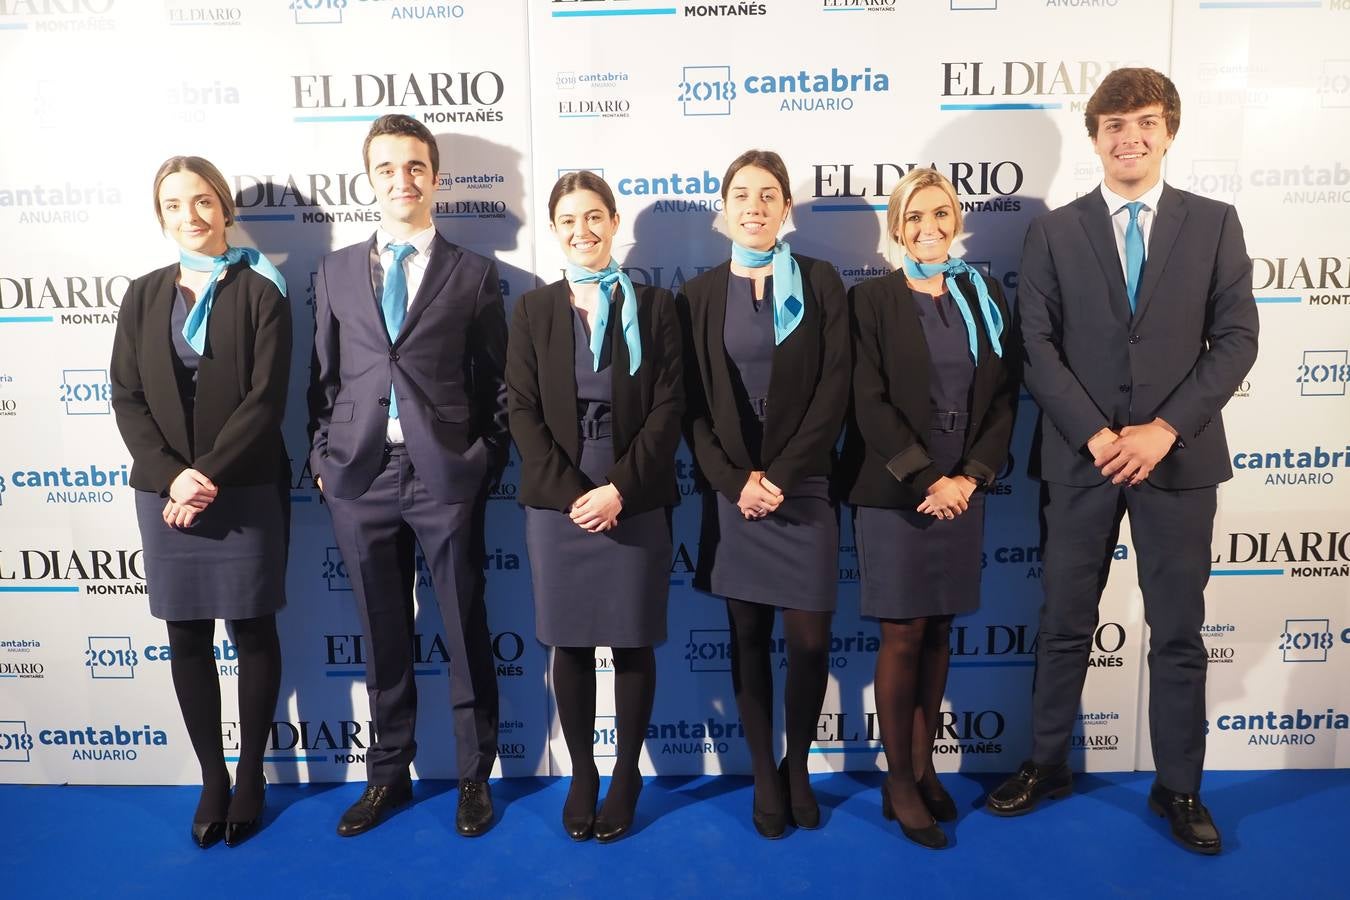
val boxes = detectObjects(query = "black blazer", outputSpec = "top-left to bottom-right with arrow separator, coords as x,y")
678,254 -> 850,501
1018,184 -> 1258,488
841,270 -> 1019,508
507,279 -> 684,516
111,261 -> 292,493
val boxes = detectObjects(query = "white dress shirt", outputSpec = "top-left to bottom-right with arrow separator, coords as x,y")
374,225 -> 436,444
1100,178 -> 1165,283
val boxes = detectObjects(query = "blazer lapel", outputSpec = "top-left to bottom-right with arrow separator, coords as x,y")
610,284 -> 643,453
702,262 -> 751,464
1077,192 -> 1132,324
764,261 -> 816,456
545,281 -> 580,463
887,273 -> 935,442
1131,184 -> 1186,325
148,268 -> 192,456
395,232 -> 459,346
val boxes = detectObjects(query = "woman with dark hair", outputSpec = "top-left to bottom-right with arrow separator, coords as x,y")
111,155 -> 291,849
842,167 -> 1018,848
679,149 -> 849,839
507,171 -> 683,843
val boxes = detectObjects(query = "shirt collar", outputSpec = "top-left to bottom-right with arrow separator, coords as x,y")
1100,179 -> 1165,216
377,225 -> 436,260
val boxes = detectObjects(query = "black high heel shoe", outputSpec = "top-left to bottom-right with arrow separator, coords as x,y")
224,777 -> 265,847
562,777 -> 599,842
779,758 -> 820,830
191,821 -> 225,849
918,776 -> 958,823
594,779 -> 642,844
881,782 -> 948,850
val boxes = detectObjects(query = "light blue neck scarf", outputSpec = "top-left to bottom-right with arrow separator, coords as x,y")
566,260 -> 641,375
179,246 -> 287,354
902,254 -> 1004,363
731,239 -> 803,345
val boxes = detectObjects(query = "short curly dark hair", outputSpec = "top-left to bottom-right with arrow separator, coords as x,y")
1084,67 -> 1180,139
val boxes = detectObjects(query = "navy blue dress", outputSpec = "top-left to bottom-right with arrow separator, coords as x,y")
526,306 -> 671,647
134,287 -> 287,621
855,290 -> 984,619
707,274 -> 837,612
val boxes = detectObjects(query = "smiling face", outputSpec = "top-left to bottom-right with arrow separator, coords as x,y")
898,185 -> 957,265
367,133 -> 436,233
550,188 -> 618,271
724,164 -> 790,252
157,170 -> 229,256
1092,102 -> 1174,198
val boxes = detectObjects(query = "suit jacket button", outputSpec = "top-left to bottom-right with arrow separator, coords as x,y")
1128,334 -> 1141,344
1118,384 -> 1131,393
378,397 -> 390,407
389,351 -> 399,361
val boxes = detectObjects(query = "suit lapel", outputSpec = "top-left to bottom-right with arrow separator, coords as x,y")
396,232 -> 460,346
1077,192 -> 1132,325
1131,184 -> 1186,325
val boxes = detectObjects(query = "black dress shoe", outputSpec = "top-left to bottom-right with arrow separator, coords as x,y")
563,779 -> 598,842
779,758 -> 820,830
337,775 -> 413,837
986,761 -> 1073,816
1149,783 -> 1222,855
224,777 -> 266,847
191,821 -> 225,849
456,780 -> 494,837
594,780 -> 642,844
881,784 -> 948,850
918,777 -> 958,823
752,803 -> 787,840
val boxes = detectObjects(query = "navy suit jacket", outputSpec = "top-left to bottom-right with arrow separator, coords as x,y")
1017,183 -> 1258,489
307,232 -> 508,502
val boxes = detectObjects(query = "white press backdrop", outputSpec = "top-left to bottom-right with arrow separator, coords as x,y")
0,0 -> 1345,785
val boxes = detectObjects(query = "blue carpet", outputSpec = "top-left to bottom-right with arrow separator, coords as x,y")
3,770 -> 1346,897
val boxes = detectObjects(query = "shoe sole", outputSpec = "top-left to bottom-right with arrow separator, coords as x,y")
985,783 -> 1072,817
1147,797 -> 1222,855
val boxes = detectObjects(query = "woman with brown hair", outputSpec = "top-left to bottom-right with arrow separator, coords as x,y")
680,149 -> 849,839
111,155 -> 291,848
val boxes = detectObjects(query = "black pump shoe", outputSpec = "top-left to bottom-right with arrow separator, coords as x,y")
563,779 -> 598,842
191,821 -> 225,849
918,776 -> 958,823
779,758 -> 820,830
882,783 -> 948,850
224,777 -> 265,847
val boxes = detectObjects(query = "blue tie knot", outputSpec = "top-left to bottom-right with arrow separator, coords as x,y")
388,242 -> 417,264
1125,200 -> 1144,223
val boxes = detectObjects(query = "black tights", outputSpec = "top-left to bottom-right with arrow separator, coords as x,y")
726,598 -> 831,815
874,615 -> 953,827
166,615 -> 281,825
552,645 -> 656,822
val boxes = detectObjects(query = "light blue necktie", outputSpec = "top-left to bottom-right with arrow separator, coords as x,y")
565,260 -> 643,375
1124,201 -> 1145,313
381,242 -> 417,419
730,239 -> 804,345
179,246 -> 287,354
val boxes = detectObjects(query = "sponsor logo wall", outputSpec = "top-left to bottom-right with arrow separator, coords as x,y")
0,0 -> 1344,784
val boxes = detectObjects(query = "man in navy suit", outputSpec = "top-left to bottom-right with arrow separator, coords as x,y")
987,69 -> 1257,854
308,114 -> 508,837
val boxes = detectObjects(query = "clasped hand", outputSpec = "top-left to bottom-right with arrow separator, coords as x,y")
738,471 -> 783,520
570,484 -> 623,533
162,467 -> 217,528
1090,420 -> 1177,486
916,475 -> 976,519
